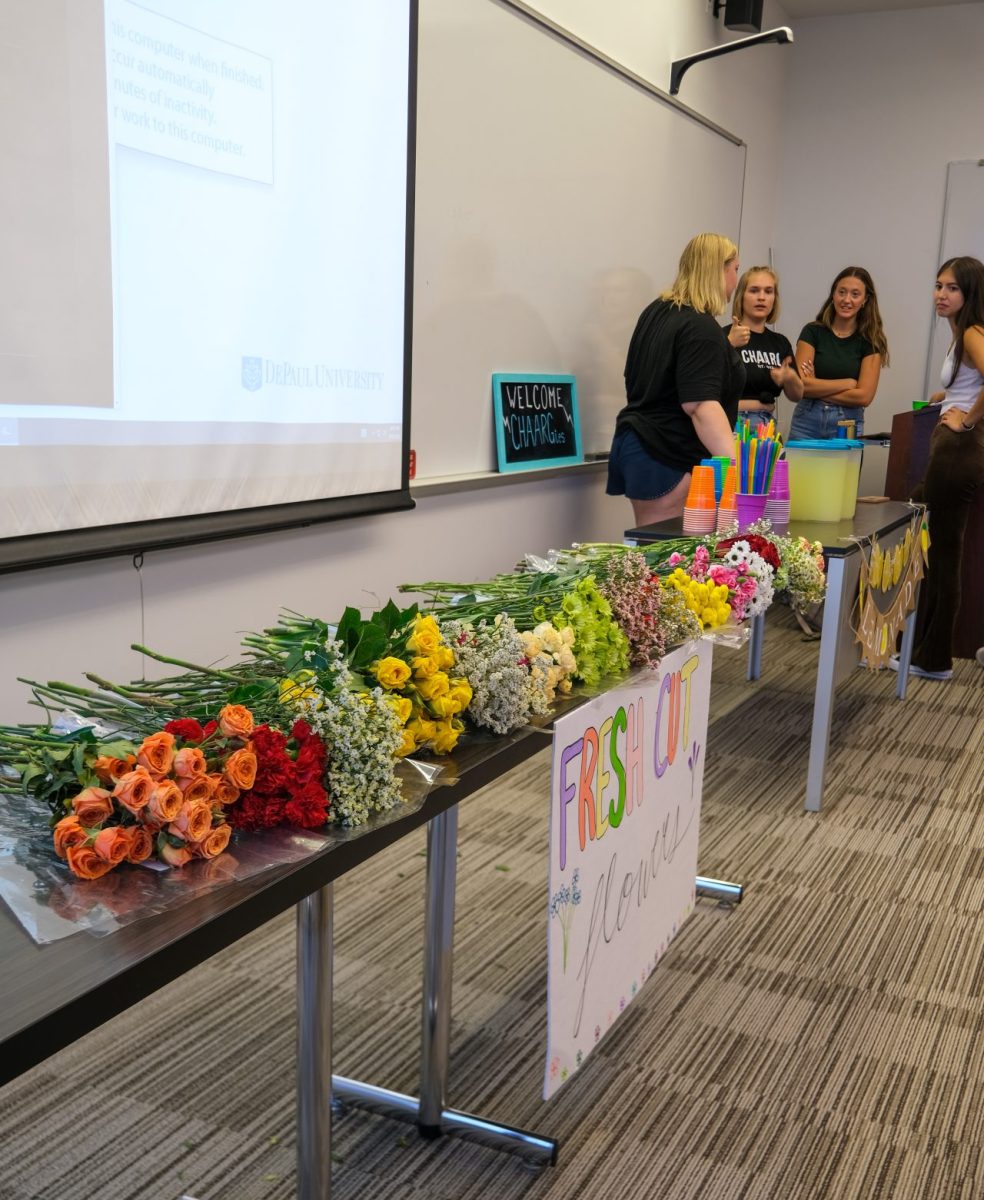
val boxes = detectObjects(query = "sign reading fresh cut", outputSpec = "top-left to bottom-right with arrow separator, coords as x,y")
544,640 -> 711,1099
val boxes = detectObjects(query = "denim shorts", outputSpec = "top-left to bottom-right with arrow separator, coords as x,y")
788,400 -> 864,441
606,427 -> 686,500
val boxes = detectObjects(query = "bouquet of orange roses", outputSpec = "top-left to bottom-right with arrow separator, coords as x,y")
2,705 -> 256,879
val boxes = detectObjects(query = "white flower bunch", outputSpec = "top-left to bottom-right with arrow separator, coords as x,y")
441,615 -> 532,734
310,686 -> 403,826
520,621 -> 577,707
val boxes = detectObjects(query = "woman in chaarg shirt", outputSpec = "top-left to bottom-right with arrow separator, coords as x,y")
789,265 -> 889,440
607,232 -> 745,525
724,266 -> 803,435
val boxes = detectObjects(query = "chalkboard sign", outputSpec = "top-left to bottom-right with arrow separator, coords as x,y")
491,373 -> 583,473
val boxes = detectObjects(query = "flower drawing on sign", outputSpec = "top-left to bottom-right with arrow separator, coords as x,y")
688,741 -> 702,802
549,868 -> 582,971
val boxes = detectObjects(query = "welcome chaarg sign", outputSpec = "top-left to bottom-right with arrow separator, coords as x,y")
544,640 -> 711,1099
491,373 -> 583,472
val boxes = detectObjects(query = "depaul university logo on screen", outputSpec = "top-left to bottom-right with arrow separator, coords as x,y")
241,355 -> 384,392
241,356 -> 263,392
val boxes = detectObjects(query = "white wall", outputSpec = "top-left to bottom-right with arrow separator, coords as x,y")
522,0 -> 792,267
773,1 -> 984,454
0,0 -> 793,724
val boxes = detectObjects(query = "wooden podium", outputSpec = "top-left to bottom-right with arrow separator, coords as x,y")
885,408 -> 984,660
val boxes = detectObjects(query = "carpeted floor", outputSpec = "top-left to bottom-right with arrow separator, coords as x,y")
2,607 -> 983,1200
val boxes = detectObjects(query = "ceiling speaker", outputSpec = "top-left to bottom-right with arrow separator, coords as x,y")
724,0 -> 764,33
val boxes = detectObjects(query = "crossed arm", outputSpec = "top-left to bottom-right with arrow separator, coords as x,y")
795,340 -> 882,409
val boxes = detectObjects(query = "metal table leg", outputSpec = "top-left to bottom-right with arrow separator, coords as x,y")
331,808 -> 558,1167
297,885 -> 334,1200
805,555 -> 847,813
747,613 -> 765,681
419,806 -> 458,1136
695,875 -> 743,903
895,598 -> 919,700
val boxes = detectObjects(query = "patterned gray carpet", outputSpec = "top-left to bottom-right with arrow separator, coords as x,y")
2,607 -> 983,1200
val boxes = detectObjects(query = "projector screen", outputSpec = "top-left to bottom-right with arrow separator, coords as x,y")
0,0 -> 416,572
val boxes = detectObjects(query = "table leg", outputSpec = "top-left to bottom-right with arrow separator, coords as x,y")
331,807 -> 557,1166
804,556 -> 846,813
895,595 -> 919,701
747,613 -> 765,681
695,876 -> 743,903
297,885 -> 334,1200
419,806 -> 458,1136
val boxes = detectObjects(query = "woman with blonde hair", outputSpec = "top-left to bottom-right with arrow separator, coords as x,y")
725,266 -> 803,434
607,232 -> 745,524
790,265 -> 889,440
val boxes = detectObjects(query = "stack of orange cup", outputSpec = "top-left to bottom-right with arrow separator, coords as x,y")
683,465 -> 717,534
716,463 -> 738,531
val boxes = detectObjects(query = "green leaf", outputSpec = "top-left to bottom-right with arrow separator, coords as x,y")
335,606 -> 364,651
97,739 -> 137,758
348,625 -> 388,672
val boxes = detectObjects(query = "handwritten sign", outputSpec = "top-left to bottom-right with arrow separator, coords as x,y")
544,640 -> 711,1099
491,373 -> 583,472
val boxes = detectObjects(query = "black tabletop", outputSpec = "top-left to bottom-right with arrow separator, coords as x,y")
0,706 -> 576,1087
625,500 -> 918,558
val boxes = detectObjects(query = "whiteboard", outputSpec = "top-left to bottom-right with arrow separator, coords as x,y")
924,160 -> 984,398
411,0 -> 746,473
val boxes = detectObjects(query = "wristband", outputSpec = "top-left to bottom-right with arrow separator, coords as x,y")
961,418 -> 976,431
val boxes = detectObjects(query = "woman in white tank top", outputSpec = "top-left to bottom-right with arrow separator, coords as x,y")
896,256 -> 984,679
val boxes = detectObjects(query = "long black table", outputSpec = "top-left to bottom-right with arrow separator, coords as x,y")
2,675 -> 744,1199
0,711 -> 569,1199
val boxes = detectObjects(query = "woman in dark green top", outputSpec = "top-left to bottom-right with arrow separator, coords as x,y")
789,266 -> 889,439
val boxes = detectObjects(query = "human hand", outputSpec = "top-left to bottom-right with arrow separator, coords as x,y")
728,321 -> 750,348
798,358 -> 814,378
769,356 -> 795,388
940,407 -> 973,432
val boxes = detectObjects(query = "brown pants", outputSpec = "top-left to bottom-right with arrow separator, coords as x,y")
911,421 -> 984,671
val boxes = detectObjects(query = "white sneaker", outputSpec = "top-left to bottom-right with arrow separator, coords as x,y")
888,654 -> 953,681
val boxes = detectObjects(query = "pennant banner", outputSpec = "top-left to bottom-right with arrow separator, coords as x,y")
855,508 -> 928,667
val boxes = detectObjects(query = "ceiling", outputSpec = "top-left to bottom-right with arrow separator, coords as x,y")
778,0 -> 979,17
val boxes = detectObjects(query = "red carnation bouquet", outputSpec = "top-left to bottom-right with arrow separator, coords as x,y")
227,719 -> 330,831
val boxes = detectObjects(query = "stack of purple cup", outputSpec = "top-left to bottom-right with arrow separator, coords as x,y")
764,459 -> 790,532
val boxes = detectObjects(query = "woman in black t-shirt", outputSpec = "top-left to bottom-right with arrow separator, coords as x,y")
724,266 -> 803,435
789,266 -> 889,440
607,233 -> 745,525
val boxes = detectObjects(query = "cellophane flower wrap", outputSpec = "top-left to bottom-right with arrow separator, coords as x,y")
309,689 -> 404,826
42,704 -> 256,878
332,602 -> 472,757
519,621 -> 577,706
771,534 -> 827,610
595,550 -> 666,669
661,545 -> 733,630
713,535 -> 778,621
544,576 -> 629,689
441,615 -> 533,734
226,718 -> 329,831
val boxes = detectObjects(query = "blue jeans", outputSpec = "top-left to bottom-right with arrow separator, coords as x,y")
788,400 -> 864,441
606,427 -> 686,500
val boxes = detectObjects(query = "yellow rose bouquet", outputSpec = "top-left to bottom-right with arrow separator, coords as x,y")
334,603 -> 471,757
